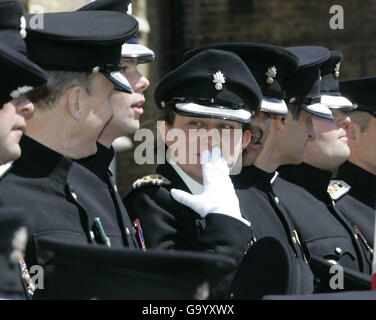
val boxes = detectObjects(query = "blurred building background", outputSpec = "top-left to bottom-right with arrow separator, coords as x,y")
22,0 -> 376,196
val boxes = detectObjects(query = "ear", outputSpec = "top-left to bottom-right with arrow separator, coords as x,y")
242,129 -> 252,150
66,86 -> 83,121
346,122 -> 361,146
274,115 -> 286,132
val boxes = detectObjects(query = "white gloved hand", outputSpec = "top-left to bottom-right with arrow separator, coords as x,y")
170,147 -> 250,226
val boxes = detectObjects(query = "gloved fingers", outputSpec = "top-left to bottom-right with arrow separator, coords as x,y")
200,149 -> 211,165
211,146 -> 221,162
171,188 -> 196,207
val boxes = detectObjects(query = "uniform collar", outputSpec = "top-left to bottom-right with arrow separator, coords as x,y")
233,165 -> 276,191
76,143 -> 115,181
12,135 -> 73,184
167,160 -> 204,195
337,161 -> 376,198
278,163 -> 332,201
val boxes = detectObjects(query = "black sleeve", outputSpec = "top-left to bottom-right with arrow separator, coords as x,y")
124,186 -> 252,264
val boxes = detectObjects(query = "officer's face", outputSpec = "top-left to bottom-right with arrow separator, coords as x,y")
0,95 -> 34,164
303,109 -> 351,171
164,115 -> 250,182
107,58 -> 149,136
79,73 -> 114,149
282,109 -> 314,165
243,112 -> 269,167
350,115 -> 376,174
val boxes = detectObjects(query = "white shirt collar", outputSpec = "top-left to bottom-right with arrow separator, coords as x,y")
167,159 -> 204,195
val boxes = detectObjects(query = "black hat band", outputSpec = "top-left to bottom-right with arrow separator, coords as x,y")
25,40 -> 122,72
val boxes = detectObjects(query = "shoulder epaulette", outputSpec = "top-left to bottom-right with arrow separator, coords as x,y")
132,174 -> 171,190
327,180 -> 351,201
0,161 -> 13,180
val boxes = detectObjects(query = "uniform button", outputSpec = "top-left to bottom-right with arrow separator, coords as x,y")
292,236 -> 296,244
335,247 -> 342,255
274,196 -> 280,204
71,192 -> 78,201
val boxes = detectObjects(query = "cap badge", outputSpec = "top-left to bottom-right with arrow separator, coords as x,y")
20,16 -> 27,39
334,62 -> 341,78
213,71 -> 225,91
92,66 -> 100,74
10,86 -> 34,99
265,66 -> 277,84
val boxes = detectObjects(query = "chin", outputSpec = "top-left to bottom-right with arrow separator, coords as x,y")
6,146 -> 22,162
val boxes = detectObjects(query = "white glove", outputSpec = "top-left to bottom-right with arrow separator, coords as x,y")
170,147 -> 250,226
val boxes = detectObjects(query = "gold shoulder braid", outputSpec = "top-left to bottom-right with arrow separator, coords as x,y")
132,174 -> 171,190
327,180 -> 351,201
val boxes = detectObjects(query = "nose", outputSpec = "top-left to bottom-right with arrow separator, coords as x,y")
12,95 -> 34,120
133,72 -> 150,93
335,110 -> 351,129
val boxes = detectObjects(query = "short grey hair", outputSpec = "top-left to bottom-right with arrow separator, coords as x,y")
26,70 -> 94,110
345,109 -> 372,132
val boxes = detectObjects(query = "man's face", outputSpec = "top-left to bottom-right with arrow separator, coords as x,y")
0,95 -> 34,164
79,73 -> 114,147
243,113 -> 268,167
164,114 -> 250,182
351,115 -> 376,173
281,108 -> 314,165
107,58 -> 150,136
304,109 -> 351,170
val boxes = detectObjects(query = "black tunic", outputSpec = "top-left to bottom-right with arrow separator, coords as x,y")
124,162 -> 253,298
0,136 -> 137,297
75,143 -> 139,249
335,161 -> 376,249
275,163 -> 371,275
232,165 -> 314,294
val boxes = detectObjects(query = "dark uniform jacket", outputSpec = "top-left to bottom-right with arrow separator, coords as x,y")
335,161 -> 376,250
75,143 -> 139,249
0,136 -> 136,297
124,162 -> 253,298
275,163 -> 372,277
232,165 -> 314,294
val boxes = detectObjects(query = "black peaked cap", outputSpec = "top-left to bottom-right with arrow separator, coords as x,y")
320,50 -> 343,95
320,50 -> 353,110
77,0 -> 132,11
155,49 -> 262,123
285,46 -> 333,119
0,40 -> 48,106
77,0 -> 155,64
184,43 -> 299,100
340,76 -> 376,113
37,239 -> 235,299
25,11 -> 138,72
0,0 -> 27,55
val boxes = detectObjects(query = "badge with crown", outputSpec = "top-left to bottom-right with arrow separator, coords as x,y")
213,71 -> 226,91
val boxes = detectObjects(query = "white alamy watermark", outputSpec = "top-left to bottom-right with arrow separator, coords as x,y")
27,6 -> 45,30
133,123 -> 244,175
329,264 -> 344,290
329,5 -> 344,30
